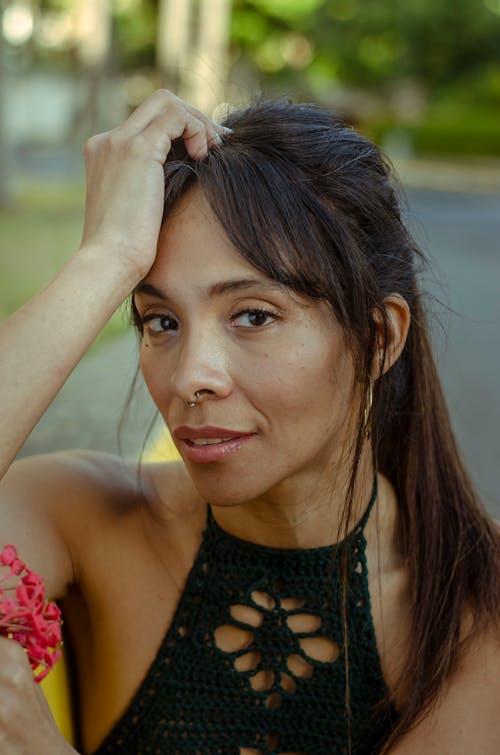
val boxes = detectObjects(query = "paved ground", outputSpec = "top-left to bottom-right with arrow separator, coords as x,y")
17,177 -> 500,518
404,189 -> 500,517
19,330 -> 158,460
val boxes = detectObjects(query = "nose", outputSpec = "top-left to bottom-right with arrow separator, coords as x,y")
170,324 -> 233,405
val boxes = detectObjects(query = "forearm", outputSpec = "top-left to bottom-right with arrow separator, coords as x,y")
0,90 -> 225,480
0,247 -> 135,478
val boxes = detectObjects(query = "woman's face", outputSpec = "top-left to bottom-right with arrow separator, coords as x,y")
134,188 -> 358,507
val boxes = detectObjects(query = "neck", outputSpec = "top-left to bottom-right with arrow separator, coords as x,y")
210,456 -> 378,549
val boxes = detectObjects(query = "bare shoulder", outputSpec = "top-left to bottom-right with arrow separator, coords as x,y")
2,449 -> 149,522
0,451 -> 138,595
389,625 -> 500,754
0,451 -> 196,599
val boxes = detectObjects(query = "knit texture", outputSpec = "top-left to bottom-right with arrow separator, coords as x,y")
93,487 -> 395,754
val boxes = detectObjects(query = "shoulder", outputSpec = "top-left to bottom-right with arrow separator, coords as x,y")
3,449 -> 197,516
0,451 -> 200,598
2,450 -> 148,526
389,624 -> 500,754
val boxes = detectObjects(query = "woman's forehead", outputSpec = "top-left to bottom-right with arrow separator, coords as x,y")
155,189 -> 276,285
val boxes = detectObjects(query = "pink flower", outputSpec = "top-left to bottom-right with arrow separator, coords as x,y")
0,544 -> 24,575
0,544 -> 63,682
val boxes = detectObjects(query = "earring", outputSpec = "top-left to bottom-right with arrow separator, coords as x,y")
363,380 -> 373,438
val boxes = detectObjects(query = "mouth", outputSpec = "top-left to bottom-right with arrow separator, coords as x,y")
189,437 -> 238,446
172,426 -> 255,463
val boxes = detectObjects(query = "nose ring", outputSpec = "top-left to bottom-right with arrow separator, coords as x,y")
184,391 -> 201,408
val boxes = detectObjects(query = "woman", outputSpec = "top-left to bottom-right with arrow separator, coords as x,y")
0,90 -> 498,754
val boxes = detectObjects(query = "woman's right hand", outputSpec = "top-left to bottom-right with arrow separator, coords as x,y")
79,89 -> 227,285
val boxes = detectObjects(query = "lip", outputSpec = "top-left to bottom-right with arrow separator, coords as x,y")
172,425 -> 255,464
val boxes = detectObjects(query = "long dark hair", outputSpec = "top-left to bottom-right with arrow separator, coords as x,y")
134,100 -> 500,750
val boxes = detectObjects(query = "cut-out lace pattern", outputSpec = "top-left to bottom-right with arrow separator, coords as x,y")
214,588 -> 340,708
93,487 -> 396,755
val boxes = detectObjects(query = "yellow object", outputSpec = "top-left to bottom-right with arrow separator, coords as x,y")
43,427 -> 178,741
144,427 -> 181,462
41,649 -> 75,744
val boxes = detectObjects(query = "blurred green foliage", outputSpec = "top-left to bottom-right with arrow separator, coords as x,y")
35,0 -> 500,155
39,0 -> 500,99
230,0 -> 500,94
369,103 -> 500,157
229,0 -> 500,155
0,182 -> 83,319
0,182 -> 129,342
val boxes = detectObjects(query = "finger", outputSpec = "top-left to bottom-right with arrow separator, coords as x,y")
183,101 -> 231,140
162,100 -> 226,156
145,105 -> 216,159
180,111 -> 217,158
127,108 -> 207,161
119,90 -> 217,141
119,89 -> 181,136
101,89 -> 225,163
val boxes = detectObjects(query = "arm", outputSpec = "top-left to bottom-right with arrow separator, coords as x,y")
0,90 -> 225,753
0,85 -> 223,609
0,90 -> 225,480
0,87 -> 224,594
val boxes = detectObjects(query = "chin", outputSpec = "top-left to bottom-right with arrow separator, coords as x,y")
186,465 -> 271,508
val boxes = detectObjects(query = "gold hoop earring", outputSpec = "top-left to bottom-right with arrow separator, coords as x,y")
364,381 -> 373,438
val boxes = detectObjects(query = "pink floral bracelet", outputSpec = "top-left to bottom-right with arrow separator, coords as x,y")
0,544 -> 62,682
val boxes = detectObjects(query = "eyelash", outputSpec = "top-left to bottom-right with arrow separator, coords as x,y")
231,307 -> 278,328
140,308 -> 278,336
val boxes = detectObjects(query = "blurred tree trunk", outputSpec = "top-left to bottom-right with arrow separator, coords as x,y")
156,0 -> 231,114
73,0 -> 113,135
156,0 -> 193,94
191,0 -> 231,113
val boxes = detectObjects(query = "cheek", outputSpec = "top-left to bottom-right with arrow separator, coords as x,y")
247,341 -> 355,433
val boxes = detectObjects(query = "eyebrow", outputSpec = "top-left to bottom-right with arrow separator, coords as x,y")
133,277 -> 283,301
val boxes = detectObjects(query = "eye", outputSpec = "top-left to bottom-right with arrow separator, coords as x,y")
231,308 -> 277,328
142,313 -> 179,335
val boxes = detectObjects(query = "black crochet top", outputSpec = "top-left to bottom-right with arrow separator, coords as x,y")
93,485 -> 396,754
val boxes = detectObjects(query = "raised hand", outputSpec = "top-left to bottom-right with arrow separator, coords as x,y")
80,89 -> 227,283
0,91 -> 226,477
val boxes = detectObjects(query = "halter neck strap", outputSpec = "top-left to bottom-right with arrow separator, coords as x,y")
356,474 -> 378,533
206,475 -> 378,546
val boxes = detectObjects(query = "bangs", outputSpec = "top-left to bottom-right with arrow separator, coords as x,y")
163,140 -> 369,330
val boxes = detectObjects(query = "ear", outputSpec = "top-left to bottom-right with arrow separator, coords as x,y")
372,294 -> 411,378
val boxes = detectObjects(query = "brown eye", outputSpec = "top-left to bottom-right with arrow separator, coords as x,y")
143,314 -> 179,334
232,309 -> 276,328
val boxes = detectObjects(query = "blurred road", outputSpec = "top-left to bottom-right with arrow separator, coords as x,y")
405,189 -> 500,516
18,186 -> 500,517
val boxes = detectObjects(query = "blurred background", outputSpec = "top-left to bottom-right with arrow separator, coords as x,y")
1,0 -> 499,514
